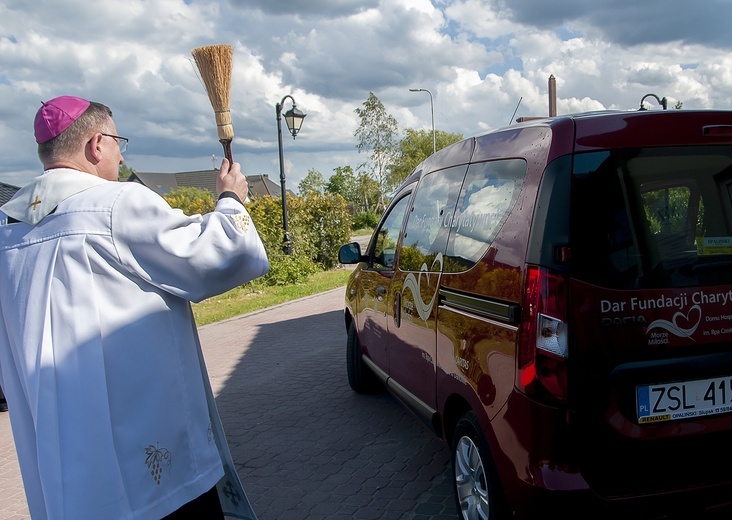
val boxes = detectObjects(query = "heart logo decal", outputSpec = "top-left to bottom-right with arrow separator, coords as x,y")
646,305 -> 702,339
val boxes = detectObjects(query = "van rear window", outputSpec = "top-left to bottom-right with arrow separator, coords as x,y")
570,146 -> 732,289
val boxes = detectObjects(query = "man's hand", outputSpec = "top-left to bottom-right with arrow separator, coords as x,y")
216,158 -> 249,202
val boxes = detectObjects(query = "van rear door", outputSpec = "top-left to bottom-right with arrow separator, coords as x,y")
568,133 -> 732,496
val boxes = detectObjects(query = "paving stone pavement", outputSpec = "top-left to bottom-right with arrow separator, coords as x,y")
0,287 -> 458,519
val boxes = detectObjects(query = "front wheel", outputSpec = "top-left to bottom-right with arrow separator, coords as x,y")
452,411 -> 506,520
346,322 -> 381,393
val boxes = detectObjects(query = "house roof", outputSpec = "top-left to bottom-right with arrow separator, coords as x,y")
0,182 -> 20,206
129,170 -> 293,199
246,174 -> 292,198
0,170 -> 292,208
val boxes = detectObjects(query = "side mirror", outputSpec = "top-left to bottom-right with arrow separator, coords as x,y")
339,242 -> 365,264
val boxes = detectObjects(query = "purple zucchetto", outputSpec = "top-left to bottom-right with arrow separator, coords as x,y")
34,95 -> 91,143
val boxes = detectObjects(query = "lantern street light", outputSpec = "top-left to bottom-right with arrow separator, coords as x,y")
276,94 -> 306,254
409,88 -> 436,154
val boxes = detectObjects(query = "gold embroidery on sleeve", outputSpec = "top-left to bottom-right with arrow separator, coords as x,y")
229,213 -> 250,232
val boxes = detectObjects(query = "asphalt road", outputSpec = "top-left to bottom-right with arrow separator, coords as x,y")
0,286 -> 457,520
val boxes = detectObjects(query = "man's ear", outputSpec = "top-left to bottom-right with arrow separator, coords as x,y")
86,133 -> 103,163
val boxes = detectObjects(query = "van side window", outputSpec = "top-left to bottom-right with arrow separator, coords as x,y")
399,166 -> 467,272
371,194 -> 410,269
444,159 -> 527,272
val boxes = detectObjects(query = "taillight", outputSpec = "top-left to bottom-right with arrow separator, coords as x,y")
517,265 -> 568,402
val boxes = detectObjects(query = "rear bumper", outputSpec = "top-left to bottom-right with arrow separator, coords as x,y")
486,390 -> 732,519
508,482 -> 732,520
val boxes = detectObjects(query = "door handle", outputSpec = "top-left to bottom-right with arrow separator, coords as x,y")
394,291 -> 401,328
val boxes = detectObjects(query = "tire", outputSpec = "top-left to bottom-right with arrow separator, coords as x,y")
452,411 -> 507,520
346,322 -> 380,393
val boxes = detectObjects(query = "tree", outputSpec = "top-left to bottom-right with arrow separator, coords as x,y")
118,164 -> 135,180
298,168 -> 326,196
389,128 -> 464,186
354,92 -> 399,211
326,166 -> 357,201
354,172 -> 380,214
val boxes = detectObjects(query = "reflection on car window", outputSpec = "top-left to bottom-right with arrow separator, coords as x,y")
641,184 -> 704,259
571,147 -> 732,288
371,194 -> 410,269
399,166 -> 467,272
444,159 -> 527,273
445,159 -> 526,272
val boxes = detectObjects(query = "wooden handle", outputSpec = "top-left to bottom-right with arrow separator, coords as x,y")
220,139 -> 233,163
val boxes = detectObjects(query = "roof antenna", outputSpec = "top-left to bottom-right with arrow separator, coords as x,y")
212,154 -> 217,170
510,97 -> 522,124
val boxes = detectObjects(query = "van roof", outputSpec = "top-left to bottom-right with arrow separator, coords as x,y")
479,109 -> 732,152
401,109 -> 732,191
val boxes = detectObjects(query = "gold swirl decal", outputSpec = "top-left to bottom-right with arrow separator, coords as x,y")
402,253 -> 443,323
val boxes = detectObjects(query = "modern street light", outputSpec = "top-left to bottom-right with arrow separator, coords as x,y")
276,94 -> 306,255
409,88 -> 435,154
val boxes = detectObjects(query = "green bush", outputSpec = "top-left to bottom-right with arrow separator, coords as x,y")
246,196 -> 285,251
164,190 -> 350,286
164,187 -> 216,216
263,253 -> 322,286
352,211 -> 380,230
247,193 -> 351,284
289,194 -> 352,269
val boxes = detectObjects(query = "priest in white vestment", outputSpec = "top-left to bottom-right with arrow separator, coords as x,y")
0,96 -> 268,519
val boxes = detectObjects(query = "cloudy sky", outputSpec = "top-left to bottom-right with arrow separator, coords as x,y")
1,0 -> 731,191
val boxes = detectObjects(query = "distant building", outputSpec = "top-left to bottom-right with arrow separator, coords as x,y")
0,182 -> 20,206
0,171 -> 291,208
128,170 -> 294,200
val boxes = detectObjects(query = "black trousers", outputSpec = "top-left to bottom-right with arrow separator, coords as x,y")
162,486 -> 224,519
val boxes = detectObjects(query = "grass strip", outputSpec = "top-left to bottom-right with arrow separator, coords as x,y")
192,268 -> 352,326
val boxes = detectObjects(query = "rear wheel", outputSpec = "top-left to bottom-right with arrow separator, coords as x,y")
452,411 -> 506,520
346,322 -> 380,393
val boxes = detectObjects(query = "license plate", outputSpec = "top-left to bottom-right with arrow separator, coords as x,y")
637,376 -> 732,424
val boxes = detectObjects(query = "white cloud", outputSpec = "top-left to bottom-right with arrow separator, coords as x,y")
0,0 -> 731,192
445,0 -> 522,39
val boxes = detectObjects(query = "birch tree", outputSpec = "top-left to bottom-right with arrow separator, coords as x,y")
354,92 -> 399,211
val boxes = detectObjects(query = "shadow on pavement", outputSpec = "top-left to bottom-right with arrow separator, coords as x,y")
208,299 -> 454,520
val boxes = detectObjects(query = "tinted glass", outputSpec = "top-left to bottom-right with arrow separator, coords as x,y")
444,159 -> 527,272
570,146 -> 732,288
399,166 -> 467,272
371,194 -> 410,269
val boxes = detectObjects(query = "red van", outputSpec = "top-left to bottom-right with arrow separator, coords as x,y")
339,109 -> 732,519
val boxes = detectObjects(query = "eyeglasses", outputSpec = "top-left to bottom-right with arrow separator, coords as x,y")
101,133 -> 129,154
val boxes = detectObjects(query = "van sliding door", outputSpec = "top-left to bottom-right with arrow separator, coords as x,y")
387,166 -> 467,419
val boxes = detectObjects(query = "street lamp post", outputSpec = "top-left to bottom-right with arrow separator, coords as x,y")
638,93 -> 668,111
409,88 -> 435,154
276,94 -> 306,255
